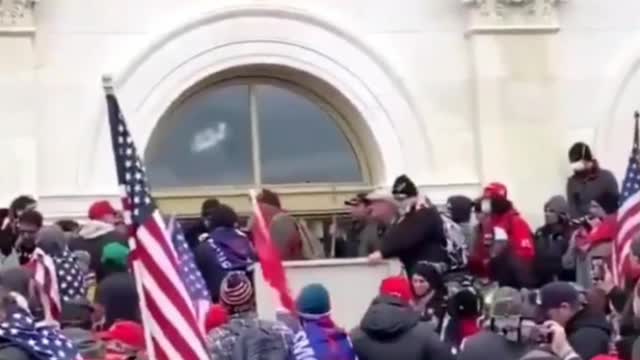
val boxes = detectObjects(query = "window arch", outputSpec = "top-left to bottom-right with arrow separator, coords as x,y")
144,78 -> 370,209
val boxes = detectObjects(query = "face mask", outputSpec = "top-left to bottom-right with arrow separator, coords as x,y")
570,161 -> 586,172
481,199 -> 491,214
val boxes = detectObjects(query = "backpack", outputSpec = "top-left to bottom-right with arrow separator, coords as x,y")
230,320 -> 290,360
440,214 -> 468,271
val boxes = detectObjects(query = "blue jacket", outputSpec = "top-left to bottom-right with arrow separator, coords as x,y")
194,227 -> 256,302
292,315 -> 357,360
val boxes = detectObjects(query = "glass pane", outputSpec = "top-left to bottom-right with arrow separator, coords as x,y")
145,85 -> 254,188
256,84 -> 363,184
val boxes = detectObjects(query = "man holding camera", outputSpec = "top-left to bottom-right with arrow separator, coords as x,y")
538,282 -> 612,360
458,286 -> 584,360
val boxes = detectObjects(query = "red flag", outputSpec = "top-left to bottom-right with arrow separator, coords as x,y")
249,190 -> 296,313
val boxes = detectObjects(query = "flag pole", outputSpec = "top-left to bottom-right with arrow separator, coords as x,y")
101,74 -> 156,360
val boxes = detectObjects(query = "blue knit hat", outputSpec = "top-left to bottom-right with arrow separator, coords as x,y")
296,283 -> 330,317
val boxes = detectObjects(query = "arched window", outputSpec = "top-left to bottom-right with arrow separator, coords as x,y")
144,78 -> 370,215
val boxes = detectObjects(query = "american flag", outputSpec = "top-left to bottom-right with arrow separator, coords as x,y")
105,89 -> 210,360
52,250 -> 87,302
0,308 -> 82,360
614,111 -> 640,285
167,217 -> 211,331
27,248 -> 61,322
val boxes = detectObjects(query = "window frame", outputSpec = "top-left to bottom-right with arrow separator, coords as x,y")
147,76 -> 374,215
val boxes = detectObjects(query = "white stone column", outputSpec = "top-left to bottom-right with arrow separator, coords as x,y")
463,0 -> 568,224
0,0 -> 39,204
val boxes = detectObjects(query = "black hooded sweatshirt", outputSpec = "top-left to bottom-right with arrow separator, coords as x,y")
350,295 -> 454,360
565,309 -> 611,360
380,204 -> 447,277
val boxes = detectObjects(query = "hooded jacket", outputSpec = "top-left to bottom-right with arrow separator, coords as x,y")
567,164 -> 619,218
565,309 -> 611,360
69,220 -> 128,282
194,227 -> 256,302
350,295 -> 454,360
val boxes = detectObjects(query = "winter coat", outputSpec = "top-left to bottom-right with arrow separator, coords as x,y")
379,204 -> 448,277
350,295 -> 454,360
206,312 -> 294,360
335,220 -> 383,258
295,315 -> 357,360
248,203 -> 304,260
0,343 -> 30,360
533,223 -> 571,285
95,271 -> 139,329
566,308 -> 611,360
484,209 -> 535,263
457,331 -> 527,360
567,165 -> 619,218
70,220 -> 128,282
194,227 -> 256,303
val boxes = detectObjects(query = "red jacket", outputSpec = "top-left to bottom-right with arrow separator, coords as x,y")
472,210 -> 535,266
487,209 -> 535,262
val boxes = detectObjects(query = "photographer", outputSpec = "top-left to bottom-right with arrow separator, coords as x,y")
538,282 -> 611,360
529,321 -> 583,360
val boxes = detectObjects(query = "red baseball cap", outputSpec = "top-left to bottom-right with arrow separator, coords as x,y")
98,321 -> 145,350
380,276 -> 413,304
483,182 -> 508,199
88,200 -> 118,220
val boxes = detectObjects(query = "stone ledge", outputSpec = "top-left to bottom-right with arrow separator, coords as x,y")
0,0 -> 38,35
462,0 -> 566,35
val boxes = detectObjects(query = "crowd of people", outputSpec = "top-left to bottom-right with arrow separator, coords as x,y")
0,140 -> 635,360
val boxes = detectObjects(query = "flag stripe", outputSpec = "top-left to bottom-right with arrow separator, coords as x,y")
136,223 -> 203,335
144,286 -> 203,360
135,230 -> 205,347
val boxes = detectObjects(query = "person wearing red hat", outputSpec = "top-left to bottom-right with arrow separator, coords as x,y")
98,320 -> 146,360
69,200 -> 128,282
472,182 -> 536,289
351,276 -> 454,360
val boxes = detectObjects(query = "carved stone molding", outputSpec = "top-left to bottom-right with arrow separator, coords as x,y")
462,0 -> 566,35
0,0 -> 38,35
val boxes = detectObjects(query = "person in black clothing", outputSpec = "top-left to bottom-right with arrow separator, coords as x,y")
533,195 -> 574,286
367,175 -> 447,278
539,281 -> 611,360
185,198 -> 220,250
94,242 -> 139,329
194,204 -> 255,303
411,261 -> 447,330
351,276 -> 454,360
566,142 -> 619,218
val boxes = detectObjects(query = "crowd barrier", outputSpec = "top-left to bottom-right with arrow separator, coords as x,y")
254,258 -> 403,331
